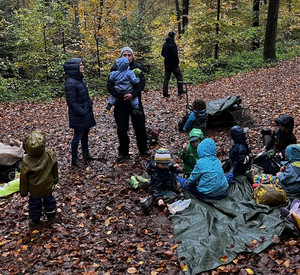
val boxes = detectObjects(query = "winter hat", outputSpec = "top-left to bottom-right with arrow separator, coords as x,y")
121,47 -> 134,56
189,128 -> 204,142
154,148 -> 171,164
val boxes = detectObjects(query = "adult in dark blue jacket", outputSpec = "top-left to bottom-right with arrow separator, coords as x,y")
161,31 -> 184,97
64,58 -> 96,166
107,47 -> 150,162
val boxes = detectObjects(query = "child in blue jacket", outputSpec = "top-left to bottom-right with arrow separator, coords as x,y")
178,138 -> 229,199
106,57 -> 141,115
226,125 -> 252,183
183,99 -> 208,135
277,144 -> 300,197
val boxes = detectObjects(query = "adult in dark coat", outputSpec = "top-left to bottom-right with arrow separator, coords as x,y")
107,47 -> 150,161
64,58 -> 96,166
161,31 -> 184,97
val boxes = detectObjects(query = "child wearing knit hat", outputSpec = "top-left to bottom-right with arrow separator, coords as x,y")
146,148 -> 183,207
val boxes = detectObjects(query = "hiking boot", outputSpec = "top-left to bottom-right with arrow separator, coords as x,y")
178,91 -> 186,96
29,219 -> 40,228
71,159 -> 78,166
163,93 -> 170,98
140,149 -> 151,157
117,153 -> 129,162
83,155 -> 97,161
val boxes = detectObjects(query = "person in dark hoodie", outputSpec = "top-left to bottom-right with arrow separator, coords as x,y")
226,126 -> 252,184
107,47 -> 150,162
161,31 -> 184,97
264,114 -> 297,160
20,131 -> 58,228
64,58 -> 96,166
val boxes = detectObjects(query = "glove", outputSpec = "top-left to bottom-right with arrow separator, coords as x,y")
226,172 -> 235,184
133,68 -> 142,77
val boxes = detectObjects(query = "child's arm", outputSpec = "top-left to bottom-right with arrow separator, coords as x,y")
188,164 -> 201,186
183,113 -> 196,132
129,71 -> 140,85
19,161 -> 29,197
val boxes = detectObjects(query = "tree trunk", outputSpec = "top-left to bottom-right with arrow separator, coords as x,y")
252,0 -> 260,50
175,0 -> 182,35
263,0 -> 280,61
182,0 -> 189,34
214,0 -> 220,59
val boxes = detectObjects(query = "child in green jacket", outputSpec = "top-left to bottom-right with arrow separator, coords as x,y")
178,128 -> 204,175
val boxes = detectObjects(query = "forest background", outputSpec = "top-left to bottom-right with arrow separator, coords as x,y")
0,0 -> 299,101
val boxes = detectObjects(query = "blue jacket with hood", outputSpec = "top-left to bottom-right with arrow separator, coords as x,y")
278,144 -> 300,197
64,58 -> 96,130
109,57 -> 140,94
229,126 -> 251,176
188,138 -> 229,196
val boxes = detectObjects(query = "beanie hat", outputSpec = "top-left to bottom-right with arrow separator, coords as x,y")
121,47 -> 134,56
189,128 -> 204,142
154,148 -> 171,164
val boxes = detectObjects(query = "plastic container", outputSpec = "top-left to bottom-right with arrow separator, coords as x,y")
168,199 -> 191,214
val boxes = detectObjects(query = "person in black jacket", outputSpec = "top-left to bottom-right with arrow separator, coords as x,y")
161,31 -> 184,97
107,47 -> 150,161
64,58 -> 96,166
264,114 -> 297,160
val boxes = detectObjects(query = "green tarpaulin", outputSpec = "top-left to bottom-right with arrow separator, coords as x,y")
171,176 -> 294,275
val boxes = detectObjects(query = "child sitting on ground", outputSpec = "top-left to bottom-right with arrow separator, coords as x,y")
20,131 -> 58,228
183,98 -> 208,135
178,128 -> 204,176
106,57 -> 141,115
264,114 -> 297,160
146,148 -> 183,207
276,144 -> 300,198
178,138 -> 230,199
226,125 -> 252,184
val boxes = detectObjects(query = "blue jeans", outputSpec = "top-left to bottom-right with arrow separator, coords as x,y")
29,193 -> 56,221
71,128 -> 90,160
177,177 -> 229,200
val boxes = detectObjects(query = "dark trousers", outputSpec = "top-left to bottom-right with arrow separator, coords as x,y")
29,193 -> 56,221
114,104 -> 147,155
163,66 -> 184,95
71,128 -> 90,160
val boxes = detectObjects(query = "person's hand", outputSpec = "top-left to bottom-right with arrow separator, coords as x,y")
158,199 -> 164,206
276,172 -> 282,177
182,143 -> 188,150
280,166 -> 286,172
173,163 -> 179,168
124,94 -> 133,101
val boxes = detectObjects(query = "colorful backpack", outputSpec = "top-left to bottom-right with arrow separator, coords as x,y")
253,182 -> 287,206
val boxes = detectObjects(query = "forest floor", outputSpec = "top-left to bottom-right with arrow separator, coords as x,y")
0,57 -> 300,275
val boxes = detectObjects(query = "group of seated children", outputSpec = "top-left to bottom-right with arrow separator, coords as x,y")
145,107 -> 298,212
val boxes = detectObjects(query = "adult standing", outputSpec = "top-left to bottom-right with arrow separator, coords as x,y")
64,58 -> 96,166
107,47 -> 150,161
161,31 -> 184,97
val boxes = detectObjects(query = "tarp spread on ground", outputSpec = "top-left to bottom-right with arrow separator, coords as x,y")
171,176 -> 293,275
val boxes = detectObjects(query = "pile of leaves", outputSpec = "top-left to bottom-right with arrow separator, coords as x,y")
0,57 -> 299,274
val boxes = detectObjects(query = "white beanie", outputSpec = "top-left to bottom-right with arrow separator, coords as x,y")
121,46 -> 134,56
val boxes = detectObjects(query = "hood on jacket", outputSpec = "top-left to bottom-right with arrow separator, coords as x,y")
189,128 -> 204,142
24,131 -> 46,157
285,144 -> 300,162
197,138 -> 216,158
165,37 -> 174,44
116,57 -> 130,72
63,58 -> 83,78
230,125 -> 247,144
275,115 -> 294,134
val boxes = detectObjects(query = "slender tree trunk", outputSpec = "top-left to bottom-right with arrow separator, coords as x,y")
182,0 -> 189,34
214,0 -> 221,59
43,24 -> 49,81
263,0 -> 280,61
252,0 -> 260,50
175,0 -> 182,35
